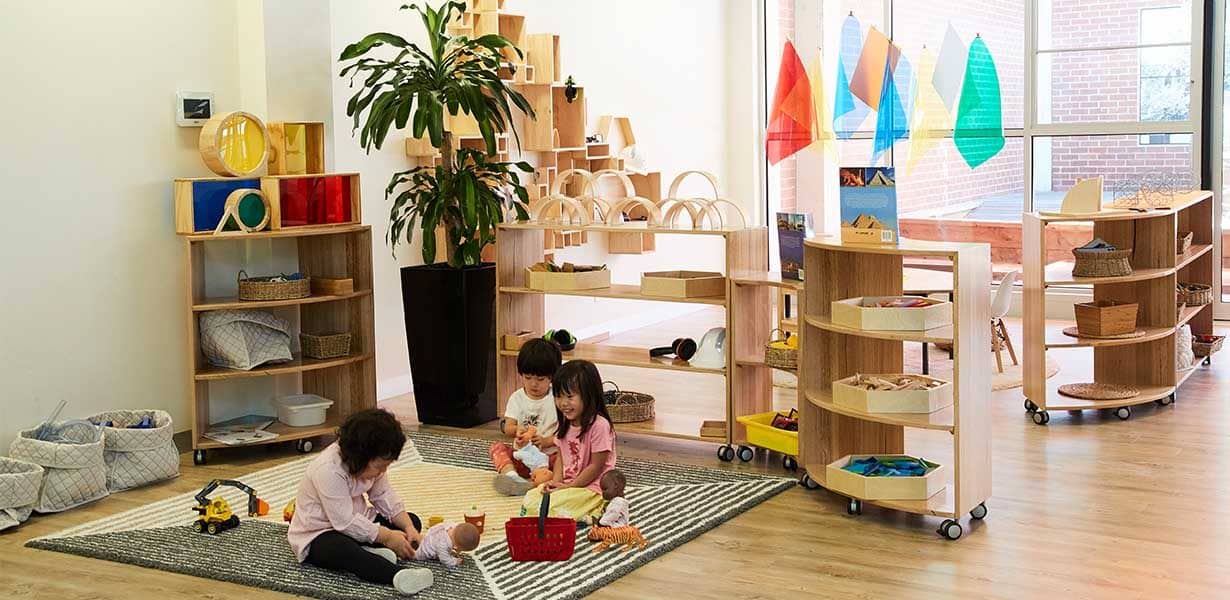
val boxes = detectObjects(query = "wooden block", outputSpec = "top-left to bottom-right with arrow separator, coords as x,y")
311,277 -> 355,296
261,173 -> 362,230
174,176 -> 263,234
526,267 -> 610,291
497,14 -> 526,62
268,121 -> 325,175
552,85 -> 586,148
503,331 -> 537,351
199,111 -> 268,177
831,375 -> 953,414
527,33 -> 560,83
522,84 -> 554,151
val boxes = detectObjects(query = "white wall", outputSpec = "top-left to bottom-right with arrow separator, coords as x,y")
0,1 -> 244,450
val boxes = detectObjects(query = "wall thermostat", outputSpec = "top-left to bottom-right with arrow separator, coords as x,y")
176,91 -> 214,127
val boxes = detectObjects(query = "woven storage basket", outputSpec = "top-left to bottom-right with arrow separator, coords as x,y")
602,381 -> 655,423
1177,231 -> 1193,254
237,270 -> 310,301
9,421 -> 108,513
1193,335 -> 1224,358
764,329 -> 798,371
301,333 -> 352,359
1072,247 -> 1133,278
0,457 -> 44,531
87,410 -> 179,491
1178,282 -> 1213,306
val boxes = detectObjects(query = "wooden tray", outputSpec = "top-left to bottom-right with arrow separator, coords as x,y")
1057,382 -> 1140,400
1061,326 -> 1146,340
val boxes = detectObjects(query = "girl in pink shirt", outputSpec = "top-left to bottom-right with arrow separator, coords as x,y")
287,409 -> 433,595
520,360 -> 617,522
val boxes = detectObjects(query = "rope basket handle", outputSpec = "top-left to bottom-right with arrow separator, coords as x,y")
602,380 -> 620,393
767,328 -> 791,344
237,270 -> 249,285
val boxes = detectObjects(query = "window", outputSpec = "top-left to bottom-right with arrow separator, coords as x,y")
1138,6 -> 1192,145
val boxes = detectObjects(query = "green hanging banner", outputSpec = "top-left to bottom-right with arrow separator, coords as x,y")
954,36 -> 1004,168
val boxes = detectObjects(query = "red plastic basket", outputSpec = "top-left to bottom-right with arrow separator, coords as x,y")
504,493 -> 576,561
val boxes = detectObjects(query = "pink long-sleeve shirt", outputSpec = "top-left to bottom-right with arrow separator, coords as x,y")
287,443 -> 405,562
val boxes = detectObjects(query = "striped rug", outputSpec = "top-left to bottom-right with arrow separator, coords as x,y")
28,431 -> 794,600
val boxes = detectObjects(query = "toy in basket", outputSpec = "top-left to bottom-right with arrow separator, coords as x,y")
764,329 -> 798,371
735,409 -> 799,470
505,494 -> 576,561
1193,334 -> 1224,366
237,270 -> 310,301
602,381 -> 655,423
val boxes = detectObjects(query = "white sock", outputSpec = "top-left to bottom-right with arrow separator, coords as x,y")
363,546 -> 397,564
504,471 -> 528,482
393,568 -> 434,595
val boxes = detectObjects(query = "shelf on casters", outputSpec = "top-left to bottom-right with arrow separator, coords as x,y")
194,418 -> 341,450
1178,303 -> 1209,328
803,465 -> 956,518
1042,244 -> 1213,286
804,315 -> 954,344
728,270 -> 804,290
735,353 -> 796,372
184,224 -> 369,242
804,389 -> 954,432
1039,382 -> 1178,410
618,412 -> 725,442
1030,191 -> 1212,222
195,353 -> 372,381
1045,325 -> 1174,349
499,343 -> 725,374
498,222 -> 741,236
193,290 -> 371,312
499,284 -> 726,306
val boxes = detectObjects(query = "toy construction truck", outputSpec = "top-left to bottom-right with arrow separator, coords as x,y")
191,479 -> 269,535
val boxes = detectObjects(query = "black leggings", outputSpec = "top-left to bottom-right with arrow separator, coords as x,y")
305,512 -> 422,585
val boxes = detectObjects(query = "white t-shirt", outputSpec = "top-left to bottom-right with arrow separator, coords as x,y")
504,388 -> 558,440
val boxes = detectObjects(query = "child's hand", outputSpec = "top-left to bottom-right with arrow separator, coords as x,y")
380,528 -> 416,560
403,527 -> 422,549
530,434 -> 544,447
542,481 -> 568,494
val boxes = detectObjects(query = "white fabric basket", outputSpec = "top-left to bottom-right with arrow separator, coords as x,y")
9,422 -> 108,513
0,457 -> 44,531
88,410 -> 179,491
200,310 -> 293,371
1176,324 -> 1194,370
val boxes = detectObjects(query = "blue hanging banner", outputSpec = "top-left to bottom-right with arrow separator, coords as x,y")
834,14 -> 870,138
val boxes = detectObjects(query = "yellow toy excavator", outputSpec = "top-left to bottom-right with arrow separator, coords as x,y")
191,479 -> 269,535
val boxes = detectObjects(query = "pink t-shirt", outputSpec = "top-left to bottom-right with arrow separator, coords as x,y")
556,416 -> 617,494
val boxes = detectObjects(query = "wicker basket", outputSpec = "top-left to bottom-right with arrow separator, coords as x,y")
602,381 -> 655,423
1072,247 -> 1133,278
1177,231 -> 1193,255
237,271 -> 310,301
764,329 -> 798,371
1177,282 -> 1212,306
300,333 -> 351,359
1193,335 -> 1224,358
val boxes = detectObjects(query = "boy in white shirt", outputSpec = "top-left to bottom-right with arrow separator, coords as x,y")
490,338 -> 562,495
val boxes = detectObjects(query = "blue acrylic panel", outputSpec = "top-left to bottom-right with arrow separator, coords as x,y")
192,178 -> 260,232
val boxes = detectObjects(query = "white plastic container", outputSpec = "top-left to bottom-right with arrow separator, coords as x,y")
274,394 -> 334,427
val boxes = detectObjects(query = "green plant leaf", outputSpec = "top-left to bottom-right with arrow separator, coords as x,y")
339,32 -> 411,60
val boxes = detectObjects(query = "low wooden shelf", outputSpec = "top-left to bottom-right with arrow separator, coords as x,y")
498,284 -> 726,306
804,389 -> 955,432
801,466 -> 957,518
193,290 -> 372,312
194,418 -> 343,450
804,315 -> 954,344
194,353 -> 373,381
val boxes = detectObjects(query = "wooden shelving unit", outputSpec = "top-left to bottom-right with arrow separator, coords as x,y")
798,237 -> 992,540
182,226 -> 377,464
495,223 -> 770,449
1022,191 -> 1215,424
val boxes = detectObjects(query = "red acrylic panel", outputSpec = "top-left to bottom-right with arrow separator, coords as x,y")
279,175 -> 353,227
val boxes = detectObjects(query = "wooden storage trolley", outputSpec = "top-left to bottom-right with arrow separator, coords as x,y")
1022,191 -> 1215,424
798,238 -> 992,540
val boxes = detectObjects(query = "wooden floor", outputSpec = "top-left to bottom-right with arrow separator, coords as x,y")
3,311 -> 1228,599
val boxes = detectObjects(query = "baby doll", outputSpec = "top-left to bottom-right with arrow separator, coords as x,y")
413,521 -> 480,569
591,469 -> 629,528
512,425 -> 553,485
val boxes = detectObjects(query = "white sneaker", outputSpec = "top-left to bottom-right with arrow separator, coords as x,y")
493,472 -> 532,496
363,546 -> 398,564
393,568 -> 434,595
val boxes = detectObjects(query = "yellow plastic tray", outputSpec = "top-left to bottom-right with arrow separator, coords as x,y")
736,411 -> 798,457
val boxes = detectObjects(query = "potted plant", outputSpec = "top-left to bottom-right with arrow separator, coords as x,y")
340,2 -> 534,426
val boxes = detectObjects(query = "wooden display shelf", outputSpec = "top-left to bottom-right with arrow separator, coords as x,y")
802,466 -> 956,518
1033,191 -> 1212,223
1044,324 -> 1175,349
499,284 -> 726,306
804,315 -> 954,344
1043,245 -> 1210,286
619,411 -> 726,442
195,353 -> 372,381
186,223 -> 368,242
728,270 -> 804,290
804,389 -> 955,432
194,418 -> 341,450
1178,303 -> 1209,328
193,290 -> 371,312
498,343 -> 724,375
498,222 -> 740,236
1038,382 -> 1177,411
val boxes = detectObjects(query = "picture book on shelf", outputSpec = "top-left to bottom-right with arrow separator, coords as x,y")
776,212 -> 812,280
840,167 -> 898,245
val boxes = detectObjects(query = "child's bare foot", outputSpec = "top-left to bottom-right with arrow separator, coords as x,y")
493,472 -> 532,496
393,568 -> 433,595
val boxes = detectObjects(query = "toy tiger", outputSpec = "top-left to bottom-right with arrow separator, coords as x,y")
587,525 -> 648,553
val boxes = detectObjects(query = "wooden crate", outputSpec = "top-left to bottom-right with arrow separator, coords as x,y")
502,331 -> 537,351
268,121 -> 325,175
830,296 -> 952,331
526,33 -> 560,83
526,267 -> 610,291
825,455 -> 946,501
1073,300 -> 1138,337
261,173 -> 362,230
552,85 -> 586,148
832,375 -> 953,414
311,277 -> 355,296
174,177 -> 263,234
640,271 -> 726,298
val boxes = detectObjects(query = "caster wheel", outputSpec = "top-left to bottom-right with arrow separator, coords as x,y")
782,455 -> 798,471
193,449 -> 207,465
1024,399 -> 1038,413
1067,410 -> 1082,415
938,519 -> 963,540
1156,394 -> 1174,407
737,445 -> 755,462
1203,356 -> 1211,366
846,498 -> 862,515
1032,410 -> 1050,425
717,445 -> 735,462
970,502 -> 987,520
799,474 -> 821,490
296,439 -> 314,453
1115,407 -> 1131,420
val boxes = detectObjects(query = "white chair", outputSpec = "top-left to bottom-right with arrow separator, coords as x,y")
991,271 -> 1019,373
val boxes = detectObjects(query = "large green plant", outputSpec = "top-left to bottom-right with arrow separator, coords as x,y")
339,1 -> 534,266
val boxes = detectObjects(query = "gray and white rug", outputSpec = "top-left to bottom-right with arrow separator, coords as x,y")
28,431 -> 794,600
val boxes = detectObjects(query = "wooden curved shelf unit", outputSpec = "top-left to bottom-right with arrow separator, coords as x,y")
1044,244 -> 1212,286
804,389 -> 955,432
802,466 -> 957,518
1045,325 -> 1174,349
804,315 -> 954,344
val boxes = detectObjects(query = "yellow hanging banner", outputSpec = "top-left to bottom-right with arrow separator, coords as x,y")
906,47 -> 949,175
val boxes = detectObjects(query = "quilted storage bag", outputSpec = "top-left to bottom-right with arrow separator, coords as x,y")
200,309 -> 293,370
87,410 -> 179,491
0,457 -> 44,530
9,421 -> 108,513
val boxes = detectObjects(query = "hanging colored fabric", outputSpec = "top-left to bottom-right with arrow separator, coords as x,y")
953,35 -> 1004,168
766,40 -> 814,165
850,27 -> 896,111
833,14 -> 869,138
933,22 -> 968,114
873,45 -> 910,159
810,52 -> 834,151
907,46 -> 949,174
